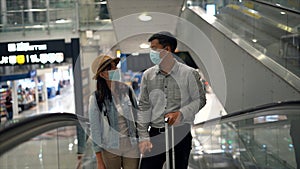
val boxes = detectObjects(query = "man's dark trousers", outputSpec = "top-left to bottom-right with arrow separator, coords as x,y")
140,124 -> 192,169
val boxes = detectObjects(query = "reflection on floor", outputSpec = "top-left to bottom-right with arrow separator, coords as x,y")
18,85 -> 76,117
0,86 -> 79,169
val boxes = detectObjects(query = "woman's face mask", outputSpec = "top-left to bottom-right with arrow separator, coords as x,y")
107,69 -> 121,81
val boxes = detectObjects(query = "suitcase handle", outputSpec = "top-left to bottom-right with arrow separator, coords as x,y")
165,118 -> 170,169
164,117 -> 175,169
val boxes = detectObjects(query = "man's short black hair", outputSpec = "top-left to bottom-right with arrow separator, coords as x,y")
148,31 -> 177,52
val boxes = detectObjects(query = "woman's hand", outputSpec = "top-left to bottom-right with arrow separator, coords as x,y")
139,141 -> 153,155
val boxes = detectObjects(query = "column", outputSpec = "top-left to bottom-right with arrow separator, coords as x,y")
40,74 -> 48,102
12,81 -> 19,117
27,0 -> 33,23
46,0 -> 50,34
34,76 -> 39,102
1,0 -> 7,25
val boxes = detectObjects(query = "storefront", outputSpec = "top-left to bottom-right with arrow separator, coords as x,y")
0,70 -> 37,117
0,39 -> 77,119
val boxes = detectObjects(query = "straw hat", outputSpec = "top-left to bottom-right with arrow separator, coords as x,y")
91,55 -> 120,79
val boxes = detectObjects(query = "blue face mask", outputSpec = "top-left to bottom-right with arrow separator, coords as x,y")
108,69 -> 121,81
149,49 -> 162,65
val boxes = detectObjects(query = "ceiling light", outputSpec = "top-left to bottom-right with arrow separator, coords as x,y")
116,49 -> 121,57
131,52 -> 139,56
139,43 -> 150,49
86,30 -> 93,38
138,14 -> 152,22
55,19 -> 71,24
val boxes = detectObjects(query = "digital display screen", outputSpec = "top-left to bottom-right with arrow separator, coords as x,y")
0,39 -> 66,65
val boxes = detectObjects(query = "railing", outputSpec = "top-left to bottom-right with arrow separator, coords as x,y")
0,0 -> 112,34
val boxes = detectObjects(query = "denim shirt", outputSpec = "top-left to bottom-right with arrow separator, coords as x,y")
89,89 -> 138,153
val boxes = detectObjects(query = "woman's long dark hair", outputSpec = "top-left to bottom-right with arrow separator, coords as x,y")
95,76 -> 129,112
96,76 -> 112,112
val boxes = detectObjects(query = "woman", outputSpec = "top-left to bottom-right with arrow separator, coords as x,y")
89,55 -> 139,169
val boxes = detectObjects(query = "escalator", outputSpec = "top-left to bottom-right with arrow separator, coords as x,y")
186,0 -> 300,79
216,0 -> 300,76
178,0 -> 300,112
190,101 -> 300,169
184,0 -> 300,77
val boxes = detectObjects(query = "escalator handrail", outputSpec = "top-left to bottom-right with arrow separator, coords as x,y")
194,100 -> 300,126
253,0 -> 300,14
0,112 -> 89,156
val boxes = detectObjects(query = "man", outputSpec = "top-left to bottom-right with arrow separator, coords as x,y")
5,90 -> 13,120
137,31 -> 206,169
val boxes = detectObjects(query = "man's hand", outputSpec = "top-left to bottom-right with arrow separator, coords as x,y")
165,111 -> 182,125
96,152 -> 106,169
139,141 -> 153,155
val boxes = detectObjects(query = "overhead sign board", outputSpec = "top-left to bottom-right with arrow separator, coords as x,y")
0,39 -> 66,65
